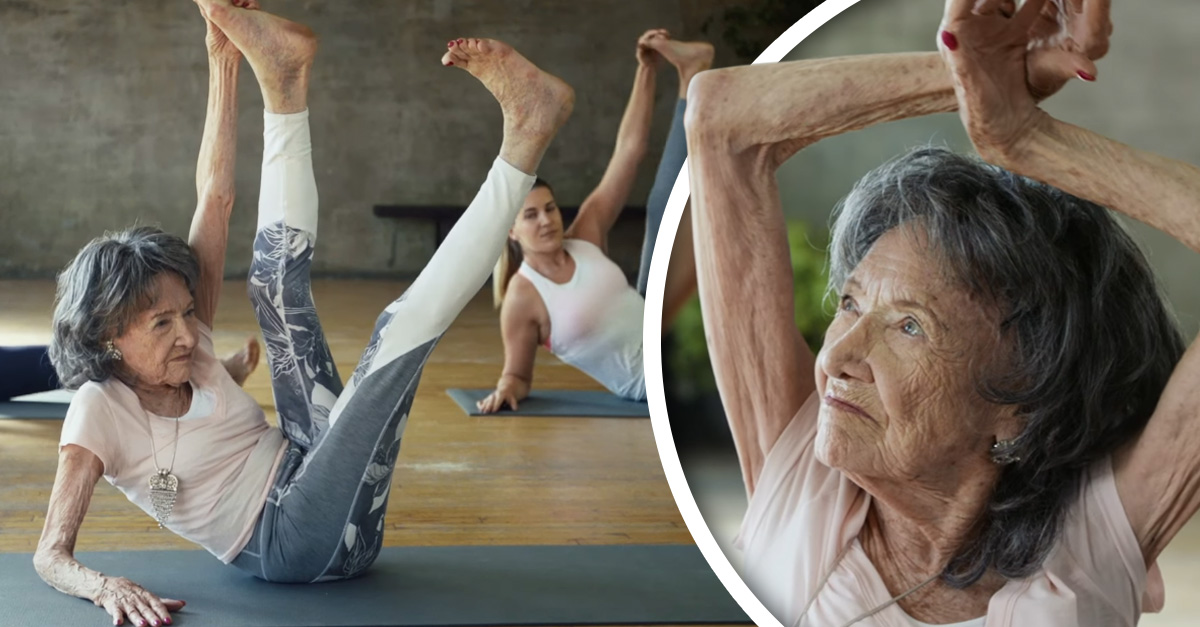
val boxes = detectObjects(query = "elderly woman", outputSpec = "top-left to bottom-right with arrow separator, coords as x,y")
476,31 -> 711,412
685,0 -> 1200,625
33,2 -> 572,626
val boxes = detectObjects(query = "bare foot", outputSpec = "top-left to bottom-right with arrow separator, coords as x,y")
194,0 -> 317,113
221,336 -> 261,387
649,38 -> 715,75
441,38 -> 574,173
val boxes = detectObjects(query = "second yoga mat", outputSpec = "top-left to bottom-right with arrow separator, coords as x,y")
447,388 -> 650,417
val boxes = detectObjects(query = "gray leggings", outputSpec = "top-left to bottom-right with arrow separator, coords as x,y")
231,111 -> 534,583
635,98 -> 688,296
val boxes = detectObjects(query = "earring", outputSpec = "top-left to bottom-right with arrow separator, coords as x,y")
105,340 -> 123,362
991,439 -> 1021,465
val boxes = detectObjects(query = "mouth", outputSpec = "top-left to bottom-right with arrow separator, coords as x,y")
171,353 -> 193,363
824,394 -> 875,423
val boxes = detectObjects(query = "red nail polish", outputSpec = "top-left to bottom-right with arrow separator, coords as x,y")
447,61 -> 454,66
1077,70 -> 1095,81
941,30 -> 959,51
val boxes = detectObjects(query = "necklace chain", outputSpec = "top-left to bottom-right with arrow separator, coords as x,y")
794,541 -> 942,627
148,414 -> 180,475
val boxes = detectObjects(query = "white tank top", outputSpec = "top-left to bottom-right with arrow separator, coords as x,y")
518,238 -> 645,400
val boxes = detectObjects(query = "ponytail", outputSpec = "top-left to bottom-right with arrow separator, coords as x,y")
493,237 -> 524,309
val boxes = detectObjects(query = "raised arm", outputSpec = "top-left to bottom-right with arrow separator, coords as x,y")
34,445 -> 184,626
939,0 -> 1200,567
566,30 -> 661,249
684,53 -> 956,493
188,15 -> 242,329
684,0 -> 1107,493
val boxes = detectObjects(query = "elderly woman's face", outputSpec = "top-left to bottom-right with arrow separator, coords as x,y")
814,227 -> 1017,483
111,272 -> 198,390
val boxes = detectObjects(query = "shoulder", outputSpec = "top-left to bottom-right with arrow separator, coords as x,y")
565,237 -> 602,256
503,276 -> 546,322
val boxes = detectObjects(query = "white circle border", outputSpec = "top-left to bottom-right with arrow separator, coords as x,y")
642,1 -> 863,625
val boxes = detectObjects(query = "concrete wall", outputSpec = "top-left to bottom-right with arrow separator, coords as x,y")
774,0 -> 1200,336
0,0 -> 740,279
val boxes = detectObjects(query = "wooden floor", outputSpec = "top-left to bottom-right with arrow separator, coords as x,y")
0,279 -> 720,626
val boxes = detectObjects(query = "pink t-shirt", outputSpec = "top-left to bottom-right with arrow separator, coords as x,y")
60,324 -> 286,563
737,393 -> 1166,626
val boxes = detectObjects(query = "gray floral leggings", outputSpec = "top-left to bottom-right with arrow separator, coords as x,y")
230,110 -> 535,583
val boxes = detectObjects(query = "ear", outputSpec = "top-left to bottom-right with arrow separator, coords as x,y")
993,405 -> 1026,443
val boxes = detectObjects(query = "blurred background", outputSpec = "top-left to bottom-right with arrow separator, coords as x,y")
0,0 -> 813,286
661,0 -> 1200,624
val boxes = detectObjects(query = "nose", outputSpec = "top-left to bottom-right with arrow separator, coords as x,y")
177,319 -> 198,351
818,316 -> 875,384
537,210 -> 553,227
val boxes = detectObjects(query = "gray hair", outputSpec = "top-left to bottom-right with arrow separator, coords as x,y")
829,146 -> 1185,588
49,226 -> 200,389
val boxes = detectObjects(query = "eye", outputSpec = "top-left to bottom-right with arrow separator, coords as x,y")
155,319 -> 170,329
547,204 -> 558,213
184,308 -> 196,318
901,318 -> 924,337
839,295 -> 858,314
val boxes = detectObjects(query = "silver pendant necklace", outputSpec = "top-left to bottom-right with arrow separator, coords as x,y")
147,405 -> 182,529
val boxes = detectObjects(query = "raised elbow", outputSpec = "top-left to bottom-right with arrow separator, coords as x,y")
684,68 -> 740,147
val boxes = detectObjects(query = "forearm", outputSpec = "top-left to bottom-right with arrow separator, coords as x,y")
189,54 -> 240,325
193,55 -> 240,203
1008,116 -> 1200,254
612,63 -> 657,158
690,52 -> 956,162
35,448 -> 105,602
33,549 -> 106,602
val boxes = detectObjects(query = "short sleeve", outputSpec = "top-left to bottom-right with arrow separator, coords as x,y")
736,392 -> 830,549
59,385 -> 123,479
1058,457 -> 1159,616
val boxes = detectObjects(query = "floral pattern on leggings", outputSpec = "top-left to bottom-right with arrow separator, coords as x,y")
248,222 -> 343,450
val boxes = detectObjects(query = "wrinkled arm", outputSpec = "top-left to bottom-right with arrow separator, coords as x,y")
33,444 -> 106,601
1002,118 -> 1200,565
684,53 -> 957,493
568,63 -> 657,249
188,54 -> 240,328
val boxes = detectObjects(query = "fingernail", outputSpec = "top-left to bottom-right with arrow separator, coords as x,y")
1077,70 -> 1095,81
941,30 -> 959,51
447,61 -> 454,66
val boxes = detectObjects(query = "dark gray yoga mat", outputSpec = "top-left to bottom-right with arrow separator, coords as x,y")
0,544 -> 747,626
447,389 -> 649,417
0,390 -> 73,419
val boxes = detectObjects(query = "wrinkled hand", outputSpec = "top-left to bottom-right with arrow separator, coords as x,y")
937,0 -> 1111,159
476,380 -> 526,414
1024,0 -> 1112,99
94,576 -> 185,627
636,28 -> 669,67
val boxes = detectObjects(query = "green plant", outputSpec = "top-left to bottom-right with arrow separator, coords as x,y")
666,220 -> 833,397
